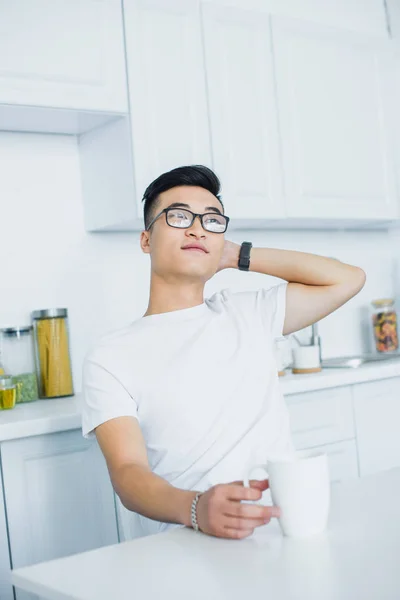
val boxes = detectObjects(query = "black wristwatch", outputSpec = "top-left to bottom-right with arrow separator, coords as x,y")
238,241 -> 252,271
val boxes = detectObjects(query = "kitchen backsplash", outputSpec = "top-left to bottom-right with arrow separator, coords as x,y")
0,132 -> 397,390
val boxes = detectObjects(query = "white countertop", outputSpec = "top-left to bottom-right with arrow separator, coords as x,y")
0,396 -> 82,442
12,467 -> 400,600
1,358 -> 399,441
278,355 -> 400,394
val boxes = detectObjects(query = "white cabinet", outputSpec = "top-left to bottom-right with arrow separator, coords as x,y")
0,465 -> 13,600
79,117 -> 139,231
353,376 -> 400,476
1,430 -> 119,600
81,0 -> 213,232
296,439 -> 359,484
124,0 -> 212,201
0,0 -> 128,114
285,386 -> 359,483
272,17 -> 398,220
286,386 -> 355,449
201,4 -> 285,220
80,4 -> 400,231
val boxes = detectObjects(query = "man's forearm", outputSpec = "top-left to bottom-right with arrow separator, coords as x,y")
113,463 -> 197,527
249,247 -> 358,285
228,243 -> 359,286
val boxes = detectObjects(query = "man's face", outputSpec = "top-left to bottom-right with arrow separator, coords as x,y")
140,186 -> 226,283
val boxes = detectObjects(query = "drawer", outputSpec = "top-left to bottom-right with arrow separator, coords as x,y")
295,439 -> 359,483
285,386 -> 355,449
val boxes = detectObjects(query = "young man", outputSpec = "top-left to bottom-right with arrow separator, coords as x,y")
82,165 -> 365,540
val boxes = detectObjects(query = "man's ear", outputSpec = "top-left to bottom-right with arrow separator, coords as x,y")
140,230 -> 151,254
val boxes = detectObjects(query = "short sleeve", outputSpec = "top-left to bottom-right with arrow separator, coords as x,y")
221,282 -> 288,340
257,282 -> 288,340
81,353 -> 138,439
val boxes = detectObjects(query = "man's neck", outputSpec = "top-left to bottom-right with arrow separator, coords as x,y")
144,276 -> 205,317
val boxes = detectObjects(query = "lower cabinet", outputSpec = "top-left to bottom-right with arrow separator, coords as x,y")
296,439 -> 359,483
285,385 -> 359,483
0,429 -> 119,600
0,467 -> 13,600
353,376 -> 400,476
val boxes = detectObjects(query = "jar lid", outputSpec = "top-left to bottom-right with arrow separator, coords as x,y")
31,308 -> 68,319
371,298 -> 395,307
0,326 -> 33,337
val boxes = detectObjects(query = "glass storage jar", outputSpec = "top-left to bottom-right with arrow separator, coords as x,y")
0,376 -> 16,410
32,308 -> 74,398
0,326 -> 39,403
371,298 -> 399,353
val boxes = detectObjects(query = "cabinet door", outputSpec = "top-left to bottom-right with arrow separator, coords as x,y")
1,430 -> 119,600
0,0 -> 128,113
294,439 -> 359,484
0,464 -> 13,600
272,17 -> 397,220
124,0 -> 212,205
353,377 -> 400,476
202,4 -> 285,220
286,386 -> 355,449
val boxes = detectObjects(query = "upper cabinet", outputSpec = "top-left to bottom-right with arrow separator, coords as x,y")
124,0 -> 212,202
272,17 -> 398,220
0,0 -> 128,134
79,2 -> 400,231
81,0 -> 213,231
201,4 -> 285,220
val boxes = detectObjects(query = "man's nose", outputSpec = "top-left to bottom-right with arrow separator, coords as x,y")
187,215 -> 206,237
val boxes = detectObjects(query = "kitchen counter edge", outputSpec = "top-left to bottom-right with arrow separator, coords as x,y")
0,359 -> 399,442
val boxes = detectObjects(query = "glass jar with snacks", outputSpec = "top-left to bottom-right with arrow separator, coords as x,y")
0,326 -> 39,403
371,298 -> 399,353
0,376 -> 16,410
31,309 -> 74,399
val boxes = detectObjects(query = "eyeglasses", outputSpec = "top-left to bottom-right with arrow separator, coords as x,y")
146,207 -> 230,234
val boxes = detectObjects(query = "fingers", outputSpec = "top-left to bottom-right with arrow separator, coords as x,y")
230,479 -> 269,491
225,484 -> 264,502
220,528 -> 255,540
223,502 -> 280,521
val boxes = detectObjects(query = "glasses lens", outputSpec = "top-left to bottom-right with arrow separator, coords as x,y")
166,209 -> 193,228
203,213 -> 227,233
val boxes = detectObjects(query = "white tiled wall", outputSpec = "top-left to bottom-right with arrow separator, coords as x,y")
0,132 -> 397,390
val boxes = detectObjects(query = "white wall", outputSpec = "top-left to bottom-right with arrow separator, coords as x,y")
0,132 -> 396,391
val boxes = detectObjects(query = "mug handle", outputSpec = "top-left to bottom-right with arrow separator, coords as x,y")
243,464 -> 269,497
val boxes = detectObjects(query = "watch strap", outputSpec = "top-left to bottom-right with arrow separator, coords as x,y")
238,241 -> 252,271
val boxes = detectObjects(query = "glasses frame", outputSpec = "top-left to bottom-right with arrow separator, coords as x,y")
146,207 -> 230,233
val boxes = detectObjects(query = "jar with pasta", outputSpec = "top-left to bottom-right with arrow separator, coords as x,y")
371,298 -> 399,353
31,308 -> 74,398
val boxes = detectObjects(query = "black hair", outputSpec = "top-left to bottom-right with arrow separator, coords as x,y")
141,165 -> 223,230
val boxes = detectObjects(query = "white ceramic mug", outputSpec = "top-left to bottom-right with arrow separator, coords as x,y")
292,345 -> 321,370
244,451 -> 330,538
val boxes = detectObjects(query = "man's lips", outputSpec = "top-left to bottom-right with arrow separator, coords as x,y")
181,244 -> 209,253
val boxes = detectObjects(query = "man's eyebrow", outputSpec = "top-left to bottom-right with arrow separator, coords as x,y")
166,202 -> 223,215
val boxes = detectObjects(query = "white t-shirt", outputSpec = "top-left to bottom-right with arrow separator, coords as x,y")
82,283 -> 295,538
